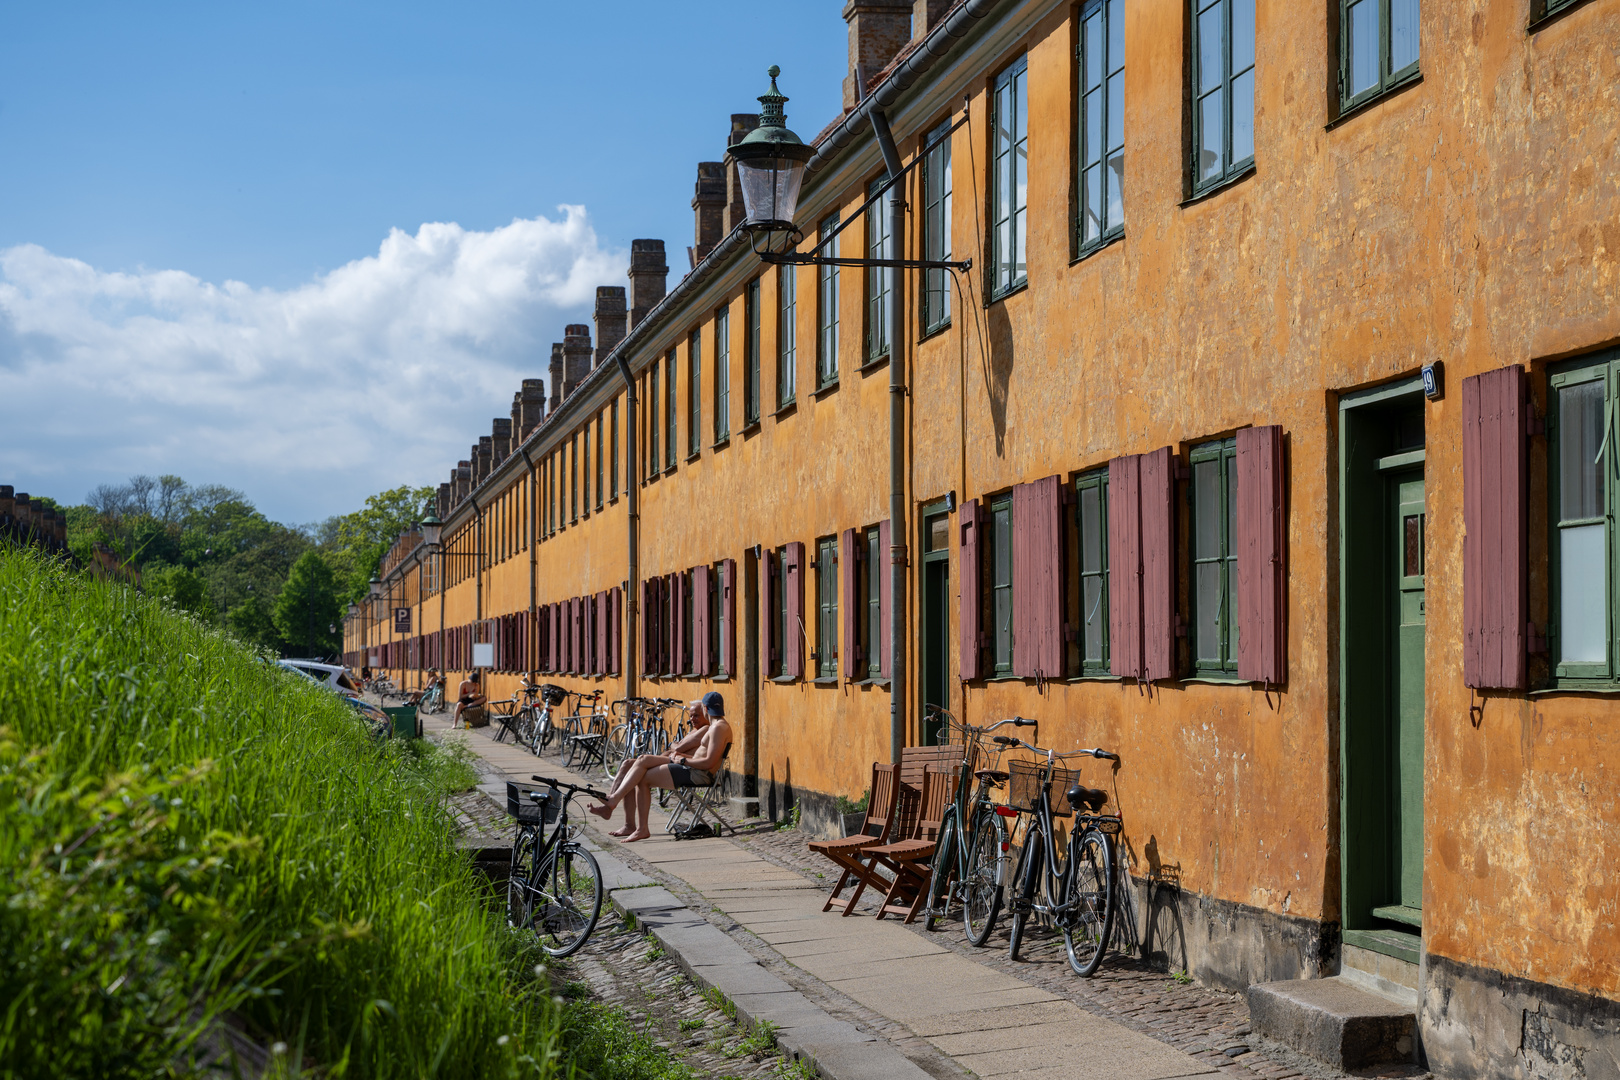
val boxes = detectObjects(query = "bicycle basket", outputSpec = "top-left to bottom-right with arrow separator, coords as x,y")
540,685 -> 567,707
506,781 -> 561,825
1006,759 -> 1080,817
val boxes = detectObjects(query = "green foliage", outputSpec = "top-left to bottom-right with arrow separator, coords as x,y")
228,593 -> 282,652
557,1001 -> 696,1080
0,547 -> 563,1077
735,1020 -> 779,1057
701,986 -> 737,1021
1171,969 -> 1194,985
273,551 -> 343,658
834,790 -> 870,816
776,803 -> 802,831
142,562 -> 212,618
322,484 -> 436,602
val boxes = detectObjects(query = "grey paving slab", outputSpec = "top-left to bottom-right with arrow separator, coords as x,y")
611,885 -> 686,915
687,962 -> 798,998
905,1000 -> 1082,1037
880,984 -> 1062,1022
925,1017 -> 1099,1056
648,925 -> 758,969
593,856 -> 656,891
951,1039 -> 1218,1080
790,1039 -> 936,1080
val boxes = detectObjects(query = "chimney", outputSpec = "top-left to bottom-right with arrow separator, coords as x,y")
492,418 -> 512,467
549,344 -> 565,414
843,0 -> 912,110
15,494 -> 31,539
593,286 -> 627,365
437,482 -> 451,520
691,162 -> 727,265
475,438 -> 493,485
913,0 -> 951,39
628,240 -> 668,330
519,378 -> 546,437
454,463 -> 470,504
51,508 -> 65,550
562,324 -> 593,400
0,485 -> 13,528
724,114 -> 761,234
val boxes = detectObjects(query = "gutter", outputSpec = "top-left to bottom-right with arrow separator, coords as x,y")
615,353 -> 640,700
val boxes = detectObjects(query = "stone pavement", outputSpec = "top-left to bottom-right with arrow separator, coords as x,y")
423,712 -> 1424,1080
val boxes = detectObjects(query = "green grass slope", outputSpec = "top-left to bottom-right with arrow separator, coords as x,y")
0,547 -> 561,1078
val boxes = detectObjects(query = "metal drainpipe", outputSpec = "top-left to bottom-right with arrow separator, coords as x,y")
470,493 -> 484,666
521,445 -> 538,674
872,107 -> 907,763
615,355 -> 639,700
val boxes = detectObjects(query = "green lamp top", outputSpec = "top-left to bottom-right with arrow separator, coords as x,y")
730,66 -> 814,163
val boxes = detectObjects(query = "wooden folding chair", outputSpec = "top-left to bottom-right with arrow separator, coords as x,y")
861,763 -> 960,923
806,763 -> 899,916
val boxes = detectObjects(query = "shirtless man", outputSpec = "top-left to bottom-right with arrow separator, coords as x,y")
589,691 -> 731,842
453,671 -> 487,728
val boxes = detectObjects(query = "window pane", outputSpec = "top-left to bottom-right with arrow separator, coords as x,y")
1086,88 -> 1103,167
1403,514 -> 1424,577
1081,484 -> 1102,570
1198,5 -> 1223,94
1106,151 -> 1124,233
1559,380 -> 1605,521
1085,9 -> 1104,90
1083,578 -> 1104,663
1107,71 -> 1125,156
1231,69 -> 1255,164
1391,0 -> 1420,72
1195,459 -> 1220,556
1197,563 -> 1223,662
1560,524 -> 1607,663
1199,90 -> 1225,182
1231,0 -> 1255,73
1347,0 -> 1379,96
929,515 -> 949,552
1108,0 -> 1124,73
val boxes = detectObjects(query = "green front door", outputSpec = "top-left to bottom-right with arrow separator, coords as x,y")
921,509 -> 950,746
1388,472 -> 1425,923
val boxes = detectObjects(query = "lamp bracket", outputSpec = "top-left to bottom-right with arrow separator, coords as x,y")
759,252 -> 972,272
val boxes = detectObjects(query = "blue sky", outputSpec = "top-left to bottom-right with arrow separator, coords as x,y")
0,2 -> 846,523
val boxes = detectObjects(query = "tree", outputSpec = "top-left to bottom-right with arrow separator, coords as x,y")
228,594 -> 282,652
274,552 -> 343,659
320,484 -> 435,601
144,564 -> 212,618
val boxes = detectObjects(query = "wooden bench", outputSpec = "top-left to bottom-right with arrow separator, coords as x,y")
862,762 -> 959,922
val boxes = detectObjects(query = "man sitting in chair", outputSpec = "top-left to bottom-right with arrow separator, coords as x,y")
589,691 -> 731,842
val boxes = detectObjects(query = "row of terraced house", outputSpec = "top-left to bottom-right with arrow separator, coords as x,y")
343,0 -> 1619,1074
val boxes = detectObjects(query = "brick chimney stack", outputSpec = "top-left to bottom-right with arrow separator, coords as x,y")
724,114 -> 761,234
518,378 -> 546,437
491,418 -> 512,467
0,486 -> 14,529
455,462 -> 471,504
628,240 -> 668,330
912,0 -> 950,39
594,286 -> 627,366
843,0 -> 912,110
437,483 -> 451,520
548,344 -> 565,414
562,324 -> 592,400
691,162 -> 727,266
475,438 -> 493,486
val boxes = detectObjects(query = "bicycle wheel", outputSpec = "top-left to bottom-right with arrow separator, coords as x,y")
562,728 -> 580,768
507,830 -> 539,930
1006,823 -> 1044,961
1061,829 -> 1116,977
964,810 -> 1008,947
923,814 -> 959,932
540,841 -> 603,958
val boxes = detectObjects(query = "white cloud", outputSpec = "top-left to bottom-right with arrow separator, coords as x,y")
0,207 -> 622,523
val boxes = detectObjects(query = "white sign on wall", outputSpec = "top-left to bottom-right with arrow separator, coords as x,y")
472,642 -> 495,669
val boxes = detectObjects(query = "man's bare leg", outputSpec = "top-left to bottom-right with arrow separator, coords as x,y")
622,765 -> 675,842
589,755 -> 668,819
606,760 -> 637,836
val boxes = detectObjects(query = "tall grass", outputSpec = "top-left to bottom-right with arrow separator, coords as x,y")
0,547 -> 562,1078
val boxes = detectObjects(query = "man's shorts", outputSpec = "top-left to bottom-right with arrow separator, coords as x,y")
667,762 -> 714,788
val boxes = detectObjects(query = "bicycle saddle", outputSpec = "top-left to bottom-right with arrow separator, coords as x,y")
1066,784 -> 1109,812
974,769 -> 1009,784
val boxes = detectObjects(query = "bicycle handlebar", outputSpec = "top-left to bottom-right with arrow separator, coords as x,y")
532,775 -> 610,801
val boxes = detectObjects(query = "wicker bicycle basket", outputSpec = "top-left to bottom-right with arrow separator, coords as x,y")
507,781 -> 561,826
1006,759 -> 1080,817
540,684 -> 567,707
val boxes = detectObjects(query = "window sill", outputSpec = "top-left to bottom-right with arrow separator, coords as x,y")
1072,230 -> 1125,267
1181,163 -> 1257,208
1530,683 -> 1620,696
854,678 -> 891,688
711,675 -> 731,683
918,318 -> 951,344
609,496 -> 619,506
774,399 -> 797,419
986,279 -> 1028,307
684,450 -> 702,464
663,465 -> 678,477
1067,674 -> 1122,683
860,353 -> 890,375
711,436 -> 730,451
812,676 -> 840,686
813,380 -> 840,399
1181,674 -> 1248,686
1527,0 -> 1596,33
769,675 -> 799,684
1326,72 -> 1423,132
740,420 -> 761,437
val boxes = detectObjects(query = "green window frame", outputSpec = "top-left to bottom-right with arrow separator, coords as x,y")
1191,0 -> 1255,194
816,535 -> 838,679
682,570 -> 694,676
610,400 -> 619,499
664,350 -> 677,472
711,561 -> 726,678
1537,0 -> 1585,16
866,177 -> 893,360
1078,0 -> 1125,252
777,263 -> 797,407
866,525 -> 882,679
581,421 -> 591,516
688,329 -> 702,458
1075,469 -> 1111,675
1191,438 -> 1239,674
988,495 -> 1014,676
714,305 -> 731,442
1339,0 -> 1419,113
817,214 -> 840,387
1548,350 -> 1620,685
920,119 -> 953,336
595,412 -> 604,509
744,278 -> 762,425
989,57 -> 1029,299
648,363 -> 660,476
570,435 -> 579,523
771,545 -> 788,678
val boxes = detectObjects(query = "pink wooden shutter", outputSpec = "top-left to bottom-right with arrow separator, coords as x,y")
879,518 -> 893,680
721,559 -> 736,677
596,592 -> 608,675
1236,425 -> 1287,683
552,603 -> 562,672
1141,447 -> 1177,681
571,597 -> 581,674
1463,364 -> 1529,689
1108,457 -> 1143,679
959,500 -> 982,680
610,587 -> 622,675
672,573 -> 685,674
762,550 -> 777,674
1012,475 -> 1064,679
841,528 -> 859,678
784,541 -> 805,678
694,565 -> 712,676
640,582 -> 652,675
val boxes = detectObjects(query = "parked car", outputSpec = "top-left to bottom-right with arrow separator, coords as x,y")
278,659 -> 362,695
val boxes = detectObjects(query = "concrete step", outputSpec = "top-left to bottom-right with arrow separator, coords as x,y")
1247,976 -> 1416,1070
729,795 -> 761,817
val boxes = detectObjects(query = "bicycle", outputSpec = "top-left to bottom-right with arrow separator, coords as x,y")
558,690 -> 607,768
369,675 -> 398,700
1000,737 -> 1123,977
419,680 -> 446,714
921,708 -> 1037,946
506,774 -> 609,958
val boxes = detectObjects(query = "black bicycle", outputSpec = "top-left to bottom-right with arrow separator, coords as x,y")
1002,739 -> 1123,977
506,774 -> 608,958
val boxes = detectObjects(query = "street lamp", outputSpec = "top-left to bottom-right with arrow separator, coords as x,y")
729,66 -> 814,239
417,510 -> 448,680
420,510 -> 442,550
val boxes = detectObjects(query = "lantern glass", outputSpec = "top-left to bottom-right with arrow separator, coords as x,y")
737,155 -> 806,231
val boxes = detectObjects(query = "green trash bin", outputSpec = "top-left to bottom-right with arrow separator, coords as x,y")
383,705 -> 420,740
